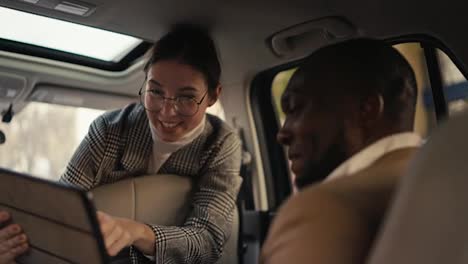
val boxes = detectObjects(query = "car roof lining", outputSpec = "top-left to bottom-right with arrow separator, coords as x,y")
0,0 -> 466,112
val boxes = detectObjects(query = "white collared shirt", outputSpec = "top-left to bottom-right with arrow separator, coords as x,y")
324,132 -> 422,182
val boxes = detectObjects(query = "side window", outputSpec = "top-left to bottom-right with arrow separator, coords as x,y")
437,49 -> 468,115
271,68 -> 296,125
272,43 -> 439,137
271,68 -> 296,188
0,100 -> 226,181
393,43 -> 437,137
0,102 -> 104,181
206,101 -> 226,120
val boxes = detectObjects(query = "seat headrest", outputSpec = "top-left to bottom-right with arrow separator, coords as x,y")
368,111 -> 468,264
91,174 -> 193,225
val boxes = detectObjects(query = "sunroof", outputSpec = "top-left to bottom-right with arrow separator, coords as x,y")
0,6 -> 143,62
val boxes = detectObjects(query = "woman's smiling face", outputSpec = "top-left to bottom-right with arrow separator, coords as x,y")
143,59 -> 218,142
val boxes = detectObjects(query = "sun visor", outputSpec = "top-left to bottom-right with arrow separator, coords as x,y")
269,16 -> 361,60
29,85 -> 137,110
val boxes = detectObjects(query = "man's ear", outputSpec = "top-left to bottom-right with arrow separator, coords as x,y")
208,84 -> 222,106
359,93 -> 384,128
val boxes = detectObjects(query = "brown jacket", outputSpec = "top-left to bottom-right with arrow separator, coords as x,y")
261,147 -> 418,264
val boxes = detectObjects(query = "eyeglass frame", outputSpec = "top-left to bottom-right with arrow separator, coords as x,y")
138,80 -> 209,117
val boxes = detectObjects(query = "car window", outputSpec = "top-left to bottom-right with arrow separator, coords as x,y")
0,100 -> 226,181
0,102 -> 103,181
207,101 -> 226,121
271,68 -> 296,126
393,43 -> 437,137
272,43 -> 437,135
437,49 -> 468,115
271,68 -> 296,188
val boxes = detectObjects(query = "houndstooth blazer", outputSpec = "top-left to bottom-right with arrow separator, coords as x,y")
60,103 -> 242,264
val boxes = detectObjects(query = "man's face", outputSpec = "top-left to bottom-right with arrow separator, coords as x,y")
277,70 -> 359,189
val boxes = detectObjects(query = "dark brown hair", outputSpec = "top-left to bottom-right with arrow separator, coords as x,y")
144,24 -> 221,94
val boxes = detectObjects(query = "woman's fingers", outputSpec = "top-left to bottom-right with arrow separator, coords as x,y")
0,225 -> 21,242
0,225 -> 26,255
0,211 -> 15,242
0,238 -> 28,264
10,242 -> 28,255
107,231 -> 130,256
104,224 -> 123,254
98,211 -> 118,239
97,212 -> 133,256
98,212 -> 124,256
0,234 -> 27,254
0,211 -> 9,223
0,211 -> 28,263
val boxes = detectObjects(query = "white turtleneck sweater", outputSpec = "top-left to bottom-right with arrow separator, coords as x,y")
147,115 -> 206,173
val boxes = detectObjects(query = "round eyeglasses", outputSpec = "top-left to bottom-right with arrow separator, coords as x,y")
139,87 -> 208,117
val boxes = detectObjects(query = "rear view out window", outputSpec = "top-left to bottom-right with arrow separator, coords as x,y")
0,102 -> 103,180
0,100 -> 226,181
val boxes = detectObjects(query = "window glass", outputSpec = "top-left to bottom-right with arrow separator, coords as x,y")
271,68 -> 296,188
437,50 -> 468,115
0,100 -> 225,181
393,43 -> 436,137
206,101 -> 226,121
271,68 -> 296,126
272,44 -> 436,137
0,102 -> 103,180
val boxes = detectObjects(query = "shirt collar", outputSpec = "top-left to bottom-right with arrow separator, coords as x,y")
325,132 -> 422,182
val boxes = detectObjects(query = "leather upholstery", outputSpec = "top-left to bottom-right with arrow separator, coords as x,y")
92,174 -> 239,264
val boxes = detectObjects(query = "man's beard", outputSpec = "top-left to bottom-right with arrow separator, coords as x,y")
294,134 -> 349,190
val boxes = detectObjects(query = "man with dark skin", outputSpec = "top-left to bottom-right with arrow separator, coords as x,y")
262,39 -> 421,264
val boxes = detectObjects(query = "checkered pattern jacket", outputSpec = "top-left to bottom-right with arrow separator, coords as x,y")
60,103 -> 242,264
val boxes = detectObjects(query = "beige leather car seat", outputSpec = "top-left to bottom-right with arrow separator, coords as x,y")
92,174 -> 239,264
368,111 -> 468,264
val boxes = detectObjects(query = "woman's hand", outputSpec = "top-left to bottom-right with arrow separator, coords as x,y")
0,211 -> 28,264
97,211 -> 155,257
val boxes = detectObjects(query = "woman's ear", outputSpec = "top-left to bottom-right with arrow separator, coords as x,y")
208,84 -> 222,106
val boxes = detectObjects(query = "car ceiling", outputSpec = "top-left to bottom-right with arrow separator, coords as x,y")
0,0 -> 467,102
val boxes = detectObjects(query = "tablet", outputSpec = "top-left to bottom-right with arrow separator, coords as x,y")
0,168 -> 108,264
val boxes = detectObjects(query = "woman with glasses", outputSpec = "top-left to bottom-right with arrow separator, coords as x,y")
69,25 -> 241,263
0,25 -> 241,264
